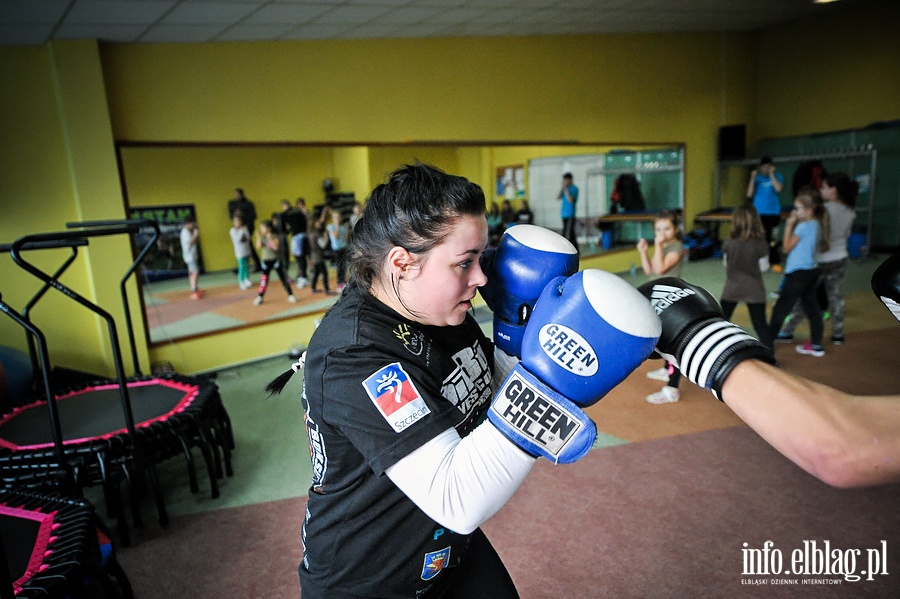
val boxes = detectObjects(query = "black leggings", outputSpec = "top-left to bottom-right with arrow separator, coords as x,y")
257,259 -> 293,297
720,300 -> 772,348
769,268 -> 822,345
759,213 -> 782,265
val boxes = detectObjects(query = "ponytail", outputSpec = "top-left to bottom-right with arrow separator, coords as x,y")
265,353 -> 305,397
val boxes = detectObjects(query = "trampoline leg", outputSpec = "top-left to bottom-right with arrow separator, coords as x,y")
190,417 -> 220,499
120,460 -> 144,530
146,464 -> 169,527
98,454 -> 131,548
176,434 -> 200,494
213,415 -> 234,478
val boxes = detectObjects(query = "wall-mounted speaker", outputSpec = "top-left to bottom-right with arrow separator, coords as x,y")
718,124 -> 746,160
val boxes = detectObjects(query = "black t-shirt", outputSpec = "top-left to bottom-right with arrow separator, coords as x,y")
300,284 -> 494,597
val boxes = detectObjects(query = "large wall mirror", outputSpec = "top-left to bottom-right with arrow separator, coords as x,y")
117,141 -> 684,346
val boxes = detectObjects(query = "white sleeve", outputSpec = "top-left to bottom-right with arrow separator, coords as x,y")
493,346 -> 519,394
386,423 -> 536,534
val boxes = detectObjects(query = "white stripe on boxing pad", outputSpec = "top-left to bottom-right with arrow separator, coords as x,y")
694,330 -> 755,386
581,269 -> 662,339
505,224 -> 578,254
683,321 -> 754,385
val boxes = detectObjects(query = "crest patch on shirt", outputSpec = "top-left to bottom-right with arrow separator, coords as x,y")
421,547 -> 451,581
363,362 -> 431,433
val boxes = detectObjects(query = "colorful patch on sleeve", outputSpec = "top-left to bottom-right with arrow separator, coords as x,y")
421,547 -> 451,581
362,362 -> 431,433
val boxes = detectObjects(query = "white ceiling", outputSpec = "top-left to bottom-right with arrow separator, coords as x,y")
0,0 -> 853,46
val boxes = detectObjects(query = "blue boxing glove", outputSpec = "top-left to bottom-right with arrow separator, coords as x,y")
479,224 -> 579,357
489,269 -> 661,463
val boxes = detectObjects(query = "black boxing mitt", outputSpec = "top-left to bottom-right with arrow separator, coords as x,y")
872,252 -> 900,322
637,277 -> 775,400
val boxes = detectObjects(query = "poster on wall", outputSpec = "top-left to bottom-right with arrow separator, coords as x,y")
495,165 -> 526,199
128,204 -> 203,282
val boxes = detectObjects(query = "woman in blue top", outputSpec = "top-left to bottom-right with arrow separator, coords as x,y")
746,156 -> 785,267
557,172 -> 579,250
768,187 -> 830,357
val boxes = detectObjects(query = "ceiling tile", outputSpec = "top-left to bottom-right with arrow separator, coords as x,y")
313,5 -> 394,24
0,0 -> 71,24
216,22 -> 297,39
280,22 -> 356,39
141,23 -> 227,42
380,6 -> 447,23
162,2 -> 260,24
0,24 -> 56,45
65,1 -> 176,25
54,23 -> 150,42
245,3 -> 333,24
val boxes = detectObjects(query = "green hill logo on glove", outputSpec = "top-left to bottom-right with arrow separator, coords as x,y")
537,323 -> 598,376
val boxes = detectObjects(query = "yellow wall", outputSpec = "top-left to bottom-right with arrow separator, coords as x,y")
2,0 -> 896,374
1,42 -> 141,377
755,0 -> 900,141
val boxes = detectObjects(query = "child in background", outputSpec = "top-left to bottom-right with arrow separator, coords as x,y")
327,209 -> 351,291
180,216 -> 203,300
637,209 -> 686,403
769,187 -> 830,356
254,219 -> 296,306
229,214 -> 252,290
720,205 -> 772,348
777,172 -> 858,345
307,215 -> 334,295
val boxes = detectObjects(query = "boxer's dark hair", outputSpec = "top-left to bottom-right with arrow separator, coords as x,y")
348,162 -> 486,293
266,162 -> 485,397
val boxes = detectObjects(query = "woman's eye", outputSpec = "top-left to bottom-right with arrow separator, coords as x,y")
459,260 -> 472,270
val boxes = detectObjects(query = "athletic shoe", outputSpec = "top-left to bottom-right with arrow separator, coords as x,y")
772,264 -> 784,273
287,295 -> 297,303
646,386 -> 680,404
831,335 -> 844,345
646,366 -> 670,382
190,291 -> 203,300
795,342 -> 825,357
823,311 -> 830,321
769,291 -> 780,300
254,296 -> 263,306
774,333 -> 794,343
296,277 -> 309,288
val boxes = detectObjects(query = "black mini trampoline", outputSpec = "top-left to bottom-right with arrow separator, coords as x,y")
1,220 -> 235,546
0,489 -> 132,598
0,374 -> 234,503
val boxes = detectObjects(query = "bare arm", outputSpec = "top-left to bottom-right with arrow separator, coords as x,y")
653,242 -> 681,275
769,171 -> 783,193
636,238 -> 653,274
721,360 -> 900,488
746,169 -> 757,198
781,217 -> 799,254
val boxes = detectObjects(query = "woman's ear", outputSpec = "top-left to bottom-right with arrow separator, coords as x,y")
386,246 -> 413,278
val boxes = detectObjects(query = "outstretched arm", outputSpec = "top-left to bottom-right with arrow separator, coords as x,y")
722,360 -> 900,488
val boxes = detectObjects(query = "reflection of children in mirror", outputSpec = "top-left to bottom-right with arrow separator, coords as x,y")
230,214 -> 253,290
180,217 -> 203,300
254,219 -> 296,306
